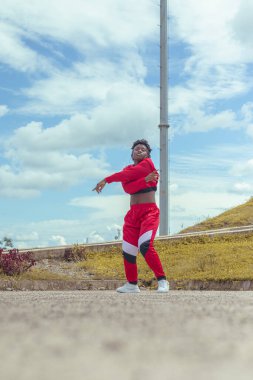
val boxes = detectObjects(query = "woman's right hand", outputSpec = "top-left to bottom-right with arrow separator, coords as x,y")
145,170 -> 159,182
92,179 -> 106,193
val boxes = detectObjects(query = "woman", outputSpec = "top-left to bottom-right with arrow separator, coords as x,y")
93,139 -> 169,293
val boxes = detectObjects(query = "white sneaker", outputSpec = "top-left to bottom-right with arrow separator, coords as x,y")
157,279 -> 169,293
116,282 -> 140,293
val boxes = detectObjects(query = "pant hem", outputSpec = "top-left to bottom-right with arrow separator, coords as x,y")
157,276 -> 166,281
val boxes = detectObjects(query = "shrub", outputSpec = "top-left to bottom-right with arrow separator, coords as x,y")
64,244 -> 87,262
0,249 -> 36,276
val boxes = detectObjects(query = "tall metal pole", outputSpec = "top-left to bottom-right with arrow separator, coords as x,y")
159,0 -> 169,235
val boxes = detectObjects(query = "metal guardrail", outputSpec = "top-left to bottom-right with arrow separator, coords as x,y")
21,224 -> 253,253
159,224 -> 253,239
2,225 -> 253,258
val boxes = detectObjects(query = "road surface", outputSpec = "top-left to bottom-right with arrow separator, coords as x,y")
0,290 -> 253,380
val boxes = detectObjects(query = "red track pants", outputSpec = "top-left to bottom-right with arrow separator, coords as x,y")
122,203 -> 166,284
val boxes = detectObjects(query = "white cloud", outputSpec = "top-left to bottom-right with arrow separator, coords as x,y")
50,235 -> 67,246
19,55 -> 149,115
2,217 -> 123,249
0,150 -> 109,197
69,194 -> 129,220
15,232 -> 39,242
0,84 -> 159,196
0,21 -> 53,73
170,0 -> 253,65
0,165 -> 41,198
1,0 -> 157,47
6,231 -> 39,249
230,159 -> 253,176
169,0 -> 253,134
0,0 -> 159,121
0,0 -> 157,74
231,0 -> 253,55
170,74 -> 252,133
0,105 -> 9,117
233,182 -> 253,193
87,232 -> 104,244
185,109 -> 239,133
107,224 -> 122,235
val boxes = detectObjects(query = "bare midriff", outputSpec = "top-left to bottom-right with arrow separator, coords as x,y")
130,191 -> 156,205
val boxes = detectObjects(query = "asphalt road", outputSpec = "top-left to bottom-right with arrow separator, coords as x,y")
0,290 -> 253,380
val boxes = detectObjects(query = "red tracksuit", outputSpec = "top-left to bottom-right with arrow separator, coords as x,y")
105,158 -> 166,284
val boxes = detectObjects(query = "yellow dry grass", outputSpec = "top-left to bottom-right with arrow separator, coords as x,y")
0,268 -> 71,281
1,232 -> 253,282
77,233 -> 253,281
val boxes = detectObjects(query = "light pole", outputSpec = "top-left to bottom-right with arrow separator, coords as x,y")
159,0 -> 169,235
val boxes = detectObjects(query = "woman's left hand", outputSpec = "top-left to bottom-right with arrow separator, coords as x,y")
145,170 -> 159,182
92,179 -> 106,193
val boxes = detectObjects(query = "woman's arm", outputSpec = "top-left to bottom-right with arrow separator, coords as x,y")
92,159 -> 157,194
105,158 -> 155,184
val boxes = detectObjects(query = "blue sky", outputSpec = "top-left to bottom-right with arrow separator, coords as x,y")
1,0 -> 253,248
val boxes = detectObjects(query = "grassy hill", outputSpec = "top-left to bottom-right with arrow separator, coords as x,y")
180,197 -> 253,233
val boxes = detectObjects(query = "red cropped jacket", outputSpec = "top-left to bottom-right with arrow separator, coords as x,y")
105,158 -> 158,195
